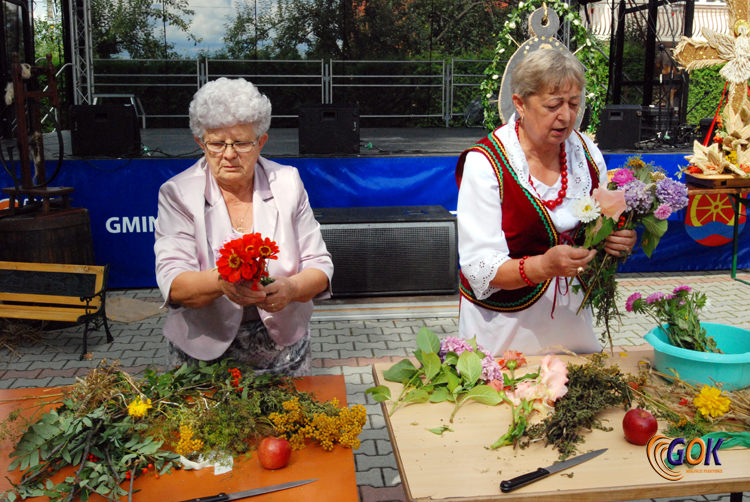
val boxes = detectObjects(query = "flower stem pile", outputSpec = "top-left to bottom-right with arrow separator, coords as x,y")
0,360 -> 365,502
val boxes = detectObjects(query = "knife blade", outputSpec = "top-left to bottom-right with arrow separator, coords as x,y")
177,478 -> 317,502
500,448 -> 607,493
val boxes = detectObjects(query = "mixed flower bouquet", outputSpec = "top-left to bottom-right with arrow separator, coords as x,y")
572,157 -> 689,351
625,285 -> 718,353
216,232 -> 279,287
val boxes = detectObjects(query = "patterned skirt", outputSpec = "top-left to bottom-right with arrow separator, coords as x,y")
167,319 -> 311,377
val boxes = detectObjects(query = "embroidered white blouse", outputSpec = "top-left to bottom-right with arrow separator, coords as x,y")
456,114 -> 609,356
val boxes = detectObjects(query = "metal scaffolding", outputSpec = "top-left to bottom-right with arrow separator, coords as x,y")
65,0 -> 93,104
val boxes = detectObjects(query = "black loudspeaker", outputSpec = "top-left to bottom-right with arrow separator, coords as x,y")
596,105 -> 642,151
70,104 -> 141,157
313,205 -> 457,297
298,104 -> 359,154
698,117 -> 715,143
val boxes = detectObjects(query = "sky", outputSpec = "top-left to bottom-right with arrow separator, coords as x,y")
34,0 -> 271,57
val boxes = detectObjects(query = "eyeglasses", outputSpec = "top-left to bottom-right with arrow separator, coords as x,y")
201,138 -> 259,154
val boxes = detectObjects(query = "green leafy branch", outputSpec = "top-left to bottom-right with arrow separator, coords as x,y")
365,328 -> 506,422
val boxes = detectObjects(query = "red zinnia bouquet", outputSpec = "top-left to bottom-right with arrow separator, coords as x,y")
216,232 -> 279,288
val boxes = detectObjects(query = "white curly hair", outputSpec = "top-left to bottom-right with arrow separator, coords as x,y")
188,78 -> 272,139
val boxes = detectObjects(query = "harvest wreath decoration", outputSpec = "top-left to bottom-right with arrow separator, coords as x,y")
0,360 -> 365,501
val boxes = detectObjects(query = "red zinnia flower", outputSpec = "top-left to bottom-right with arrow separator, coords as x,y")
217,233 -> 279,285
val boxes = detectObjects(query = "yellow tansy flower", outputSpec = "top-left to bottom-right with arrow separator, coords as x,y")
693,385 -> 731,418
127,396 -> 153,418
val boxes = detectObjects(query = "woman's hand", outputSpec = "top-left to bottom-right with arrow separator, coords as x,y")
258,276 -> 299,313
219,278 -> 267,307
540,245 -> 596,278
603,229 -> 637,258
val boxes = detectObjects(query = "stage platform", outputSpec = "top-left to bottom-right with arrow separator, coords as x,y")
42,127 -> 694,160
3,127 -> 748,289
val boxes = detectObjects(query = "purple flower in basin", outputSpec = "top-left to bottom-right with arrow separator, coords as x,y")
625,292 -> 641,312
645,292 -> 667,304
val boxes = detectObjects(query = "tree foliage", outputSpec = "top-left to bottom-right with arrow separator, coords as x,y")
90,0 -> 199,59
223,0 -> 507,60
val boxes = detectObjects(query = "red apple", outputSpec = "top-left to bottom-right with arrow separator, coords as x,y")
622,408 -> 658,445
257,437 -> 292,469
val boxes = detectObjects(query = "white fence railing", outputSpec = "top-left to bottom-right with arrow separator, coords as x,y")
90,58 -> 492,128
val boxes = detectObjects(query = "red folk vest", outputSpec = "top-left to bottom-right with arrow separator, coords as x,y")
455,130 -> 600,312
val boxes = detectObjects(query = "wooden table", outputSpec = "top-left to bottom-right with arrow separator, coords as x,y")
0,375 -> 358,502
687,184 -> 750,284
373,348 -> 750,501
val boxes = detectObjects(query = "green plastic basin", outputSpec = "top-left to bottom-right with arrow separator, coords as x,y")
644,323 -> 750,390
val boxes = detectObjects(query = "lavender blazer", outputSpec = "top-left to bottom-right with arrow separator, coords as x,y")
154,156 -> 333,360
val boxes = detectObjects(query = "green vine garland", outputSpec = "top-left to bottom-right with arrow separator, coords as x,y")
481,0 -> 609,134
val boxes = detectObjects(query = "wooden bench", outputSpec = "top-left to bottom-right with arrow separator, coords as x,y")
0,261 -> 112,359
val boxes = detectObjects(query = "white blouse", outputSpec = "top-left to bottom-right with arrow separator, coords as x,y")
456,115 -> 609,356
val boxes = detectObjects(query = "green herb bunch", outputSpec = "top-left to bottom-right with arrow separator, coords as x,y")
525,354 -> 633,459
1,360 -> 355,502
366,328 -> 508,422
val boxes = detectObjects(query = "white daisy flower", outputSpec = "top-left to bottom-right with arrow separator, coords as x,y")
571,196 -> 601,223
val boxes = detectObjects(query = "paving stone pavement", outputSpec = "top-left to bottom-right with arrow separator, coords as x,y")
1,270 -> 749,502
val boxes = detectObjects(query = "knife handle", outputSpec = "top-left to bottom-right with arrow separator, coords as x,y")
500,467 -> 551,493
177,493 -> 229,502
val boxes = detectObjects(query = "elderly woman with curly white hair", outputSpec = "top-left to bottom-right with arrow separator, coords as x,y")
154,78 -> 333,376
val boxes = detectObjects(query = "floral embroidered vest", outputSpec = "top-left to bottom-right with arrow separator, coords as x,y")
455,130 -> 600,312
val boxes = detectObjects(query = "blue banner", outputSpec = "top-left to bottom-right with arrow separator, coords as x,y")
1,152 -> 748,288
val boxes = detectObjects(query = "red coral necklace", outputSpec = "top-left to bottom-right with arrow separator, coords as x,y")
516,120 -> 568,210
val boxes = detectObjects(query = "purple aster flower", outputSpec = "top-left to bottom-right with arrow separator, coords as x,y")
439,336 -> 474,359
656,178 -> 688,211
654,203 -> 673,220
673,285 -> 692,294
623,180 -> 654,214
625,292 -> 641,312
645,292 -> 667,304
481,354 -> 504,383
611,168 -> 636,187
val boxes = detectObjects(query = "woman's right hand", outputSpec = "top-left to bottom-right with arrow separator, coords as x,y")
541,245 -> 596,278
218,277 -> 267,306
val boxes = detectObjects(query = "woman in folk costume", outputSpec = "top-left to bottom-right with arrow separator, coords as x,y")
455,49 -> 636,356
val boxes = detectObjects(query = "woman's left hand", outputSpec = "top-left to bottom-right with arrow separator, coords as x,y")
259,276 -> 298,313
603,229 -> 637,257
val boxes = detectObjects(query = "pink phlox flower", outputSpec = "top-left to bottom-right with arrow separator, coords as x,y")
625,292 -> 641,312
673,285 -> 691,294
654,203 -> 673,220
438,336 -> 474,360
611,168 -> 636,187
592,186 -> 627,221
481,354 -> 504,383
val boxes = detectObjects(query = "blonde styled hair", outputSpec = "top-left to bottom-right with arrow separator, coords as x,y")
511,49 -> 586,98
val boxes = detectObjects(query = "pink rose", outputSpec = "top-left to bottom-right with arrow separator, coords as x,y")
592,186 -> 627,221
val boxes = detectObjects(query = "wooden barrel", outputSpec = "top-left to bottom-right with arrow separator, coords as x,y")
0,208 -> 94,264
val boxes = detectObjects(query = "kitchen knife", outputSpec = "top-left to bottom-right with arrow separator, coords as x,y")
177,478 -> 317,502
500,448 -> 607,493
